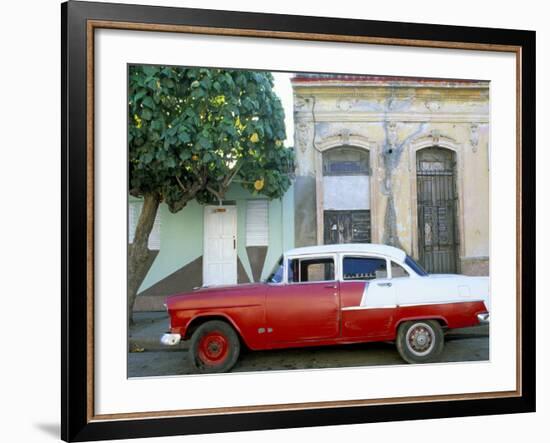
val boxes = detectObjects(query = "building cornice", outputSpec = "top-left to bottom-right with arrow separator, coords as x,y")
293,112 -> 489,124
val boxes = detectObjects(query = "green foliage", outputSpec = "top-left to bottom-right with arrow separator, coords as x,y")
128,65 -> 294,212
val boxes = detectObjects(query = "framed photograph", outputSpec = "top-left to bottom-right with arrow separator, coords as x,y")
62,1 -> 535,441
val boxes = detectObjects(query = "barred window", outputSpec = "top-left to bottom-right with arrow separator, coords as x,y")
323,147 -> 370,176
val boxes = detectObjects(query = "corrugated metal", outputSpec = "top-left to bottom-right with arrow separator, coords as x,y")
292,73 -> 488,86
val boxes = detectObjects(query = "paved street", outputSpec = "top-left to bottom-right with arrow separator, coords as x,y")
128,312 -> 489,377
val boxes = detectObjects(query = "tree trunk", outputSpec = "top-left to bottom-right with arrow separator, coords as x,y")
128,193 -> 160,326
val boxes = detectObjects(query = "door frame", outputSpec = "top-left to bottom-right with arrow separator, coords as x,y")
267,253 -> 340,343
202,205 -> 238,286
313,134 -> 379,245
409,135 -> 465,267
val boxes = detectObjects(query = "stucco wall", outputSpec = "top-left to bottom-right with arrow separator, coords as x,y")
131,182 -> 294,310
292,77 -> 490,275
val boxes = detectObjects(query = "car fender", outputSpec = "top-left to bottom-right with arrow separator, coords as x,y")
394,314 -> 449,332
184,311 -> 254,348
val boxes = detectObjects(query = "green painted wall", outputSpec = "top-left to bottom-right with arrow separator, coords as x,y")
261,184 -> 295,281
138,199 -> 204,292
134,182 -> 294,293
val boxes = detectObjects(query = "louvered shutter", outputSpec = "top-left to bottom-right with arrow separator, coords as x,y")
246,200 -> 269,246
128,201 -> 161,250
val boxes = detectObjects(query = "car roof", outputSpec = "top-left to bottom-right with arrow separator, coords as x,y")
284,243 -> 407,262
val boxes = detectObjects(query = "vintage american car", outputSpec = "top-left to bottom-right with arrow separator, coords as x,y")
161,243 -> 490,372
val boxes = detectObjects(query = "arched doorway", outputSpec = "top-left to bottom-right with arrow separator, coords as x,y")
322,146 -> 371,244
416,147 -> 459,273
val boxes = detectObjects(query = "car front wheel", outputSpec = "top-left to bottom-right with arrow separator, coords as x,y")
190,320 -> 240,373
396,320 -> 444,364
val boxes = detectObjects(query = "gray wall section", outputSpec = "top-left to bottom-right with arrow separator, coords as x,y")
294,176 -> 318,247
460,257 -> 490,276
139,256 -> 203,298
246,246 -> 268,281
133,250 -> 159,292
237,257 -> 250,284
135,255 -> 251,311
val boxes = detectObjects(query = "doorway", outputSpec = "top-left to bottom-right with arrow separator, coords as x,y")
203,206 -> 237,286
416,147 -> 459,273
322,146 -> 371,244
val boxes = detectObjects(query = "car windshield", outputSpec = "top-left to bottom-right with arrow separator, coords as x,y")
405,255 -> 428,276
265,256 -> 284,283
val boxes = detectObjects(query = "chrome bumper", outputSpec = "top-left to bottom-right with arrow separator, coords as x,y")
160,333 -> 181,346
477,312 -> 490,325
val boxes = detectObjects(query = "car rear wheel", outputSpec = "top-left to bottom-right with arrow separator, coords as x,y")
396,320 -> 444,364
190,320 -> 240,373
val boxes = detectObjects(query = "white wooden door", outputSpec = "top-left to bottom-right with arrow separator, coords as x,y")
203,206 -> 237,286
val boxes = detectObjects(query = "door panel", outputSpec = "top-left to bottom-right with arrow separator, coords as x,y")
417,148 -> 459,273
339,281 -> 365,308
203,206 -> 237,286
339,256 -> 395,338
341,308 -> 395,338
340,281 -> 396,338
324,210 -> 371,244
266,282 -> 340,343
364,278 -> 397,307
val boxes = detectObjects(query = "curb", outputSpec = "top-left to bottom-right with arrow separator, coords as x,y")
128,338 -> 189,352
129,337 -> 189,352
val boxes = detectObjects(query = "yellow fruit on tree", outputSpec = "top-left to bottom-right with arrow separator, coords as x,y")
250,133 -> 259,143
191,154 -> 199,161
254,178 -> 264,191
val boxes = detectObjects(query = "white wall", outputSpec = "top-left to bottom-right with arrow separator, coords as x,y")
0,1 -> 547,442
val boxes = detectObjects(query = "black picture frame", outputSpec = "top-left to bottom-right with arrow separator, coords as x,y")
61,1 -> 536,441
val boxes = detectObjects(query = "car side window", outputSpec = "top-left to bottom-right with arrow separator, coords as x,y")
391,261 -> 409,278
342,256 -> 387,280
288,257 -> 335,283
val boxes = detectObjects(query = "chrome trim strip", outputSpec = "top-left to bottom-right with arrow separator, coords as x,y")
160,333 -> 181,346
342,305 -> 396,311
398,299 -> 485,307
477,312 -> 490,324
341,299 -> 486,311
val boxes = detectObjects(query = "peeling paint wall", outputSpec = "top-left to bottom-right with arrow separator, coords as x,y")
292,77 -> 490,275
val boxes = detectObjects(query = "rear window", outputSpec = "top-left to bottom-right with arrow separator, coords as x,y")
342,256 -> 387,280
405,255 -> 428,276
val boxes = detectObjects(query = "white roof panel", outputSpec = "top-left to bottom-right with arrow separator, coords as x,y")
285,243 -> 406,262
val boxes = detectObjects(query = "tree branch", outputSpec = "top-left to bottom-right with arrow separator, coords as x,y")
223,160 -> 243,187
175,175 -> 187,193
206,185 -> 224,203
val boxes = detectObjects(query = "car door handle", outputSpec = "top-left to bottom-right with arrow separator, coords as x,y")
377,282 -> 392,287
324,284 -> 337,289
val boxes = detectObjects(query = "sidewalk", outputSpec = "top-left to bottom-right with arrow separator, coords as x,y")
128,311 -> 489,353
129,311 -> 188,352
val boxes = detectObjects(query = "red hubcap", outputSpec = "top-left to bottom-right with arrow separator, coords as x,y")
198,331 -> 229,365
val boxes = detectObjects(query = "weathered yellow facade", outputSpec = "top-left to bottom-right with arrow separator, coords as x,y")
292,75 -> 489,275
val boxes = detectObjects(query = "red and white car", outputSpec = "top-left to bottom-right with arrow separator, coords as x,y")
161,244 -> 490,372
